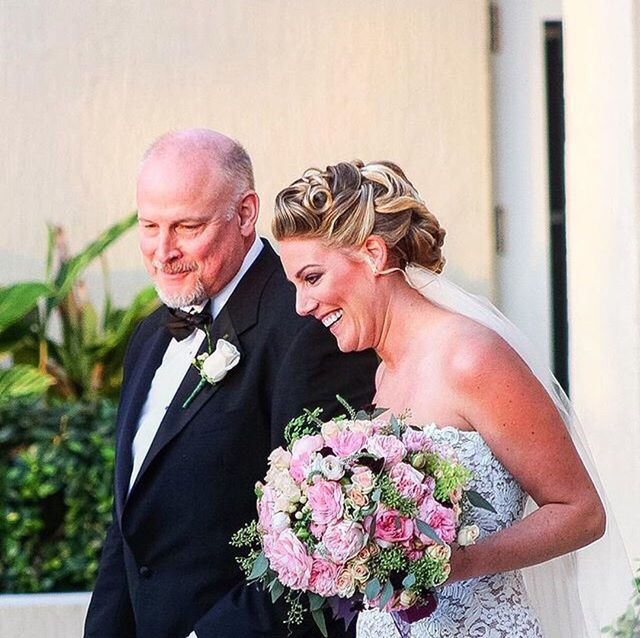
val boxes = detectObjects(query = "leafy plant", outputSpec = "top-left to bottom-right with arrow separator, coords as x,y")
0,213 -> 158,401
603,566 -> 640,637
0,398 -> 116,592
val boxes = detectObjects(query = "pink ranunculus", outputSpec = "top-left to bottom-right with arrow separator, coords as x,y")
366,434 -> 406,467
418,497 -> 457,544
373,508 -> 414,546
291,434 -> 325,460
307,480 -> 344,525
389,462 -> 425,501
402,428 -> 435,452
325,429 -> 367,458
309,555 -> 340,597
322,521 -> 366,564
263,529 -> 313,590
289,452 -> 313,483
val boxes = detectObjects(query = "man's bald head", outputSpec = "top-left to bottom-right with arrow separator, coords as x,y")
141,128 -> 254,196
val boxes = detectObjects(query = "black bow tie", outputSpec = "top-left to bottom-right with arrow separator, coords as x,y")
166,306 -> 213,341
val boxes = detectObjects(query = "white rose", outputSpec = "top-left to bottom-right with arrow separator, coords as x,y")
457,524 -> 480,546
349,419 -> 374,436
268,448 -> 292,470
320,455 -> 345,480
399,589 -> 418,608
201,339 -> 240,383
321,420 -> 342,440
426,543 -> 452,562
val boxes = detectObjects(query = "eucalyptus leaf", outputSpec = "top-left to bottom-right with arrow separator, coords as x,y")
379,580 -> 394,609
308,592 -> 325,611
466,489 -> 497,513
365,577 -> 382,601
311,609 -> 328,638
270,580 -> 285,603
402,572 -> 417,588
247,552 -> 269,581
390,414 -> 401,438
416,519 -> 444,546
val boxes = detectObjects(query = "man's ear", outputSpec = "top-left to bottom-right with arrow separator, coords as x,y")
238,191 -> 260,237
361,235 -> 389,272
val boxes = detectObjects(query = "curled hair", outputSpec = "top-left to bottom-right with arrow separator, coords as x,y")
273,160 -> 445,273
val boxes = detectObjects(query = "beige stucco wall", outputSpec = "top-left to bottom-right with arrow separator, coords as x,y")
0,0 -> 493,304
563,0 -> 640,559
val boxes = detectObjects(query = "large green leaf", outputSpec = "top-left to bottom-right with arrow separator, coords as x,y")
93,287 -> 158,357
0,364 -> 55,404
52,213 -> 137,303
0,283 -> 51,333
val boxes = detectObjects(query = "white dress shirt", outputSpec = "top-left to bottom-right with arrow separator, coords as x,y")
128,236 -> 263,493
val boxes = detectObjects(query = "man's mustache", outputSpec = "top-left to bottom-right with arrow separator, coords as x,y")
152,261 -> 198,274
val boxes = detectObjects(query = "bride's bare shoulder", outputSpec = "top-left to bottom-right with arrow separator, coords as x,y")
439,314 -> 525,389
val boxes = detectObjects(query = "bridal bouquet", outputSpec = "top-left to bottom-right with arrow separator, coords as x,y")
231,400 -> 493,636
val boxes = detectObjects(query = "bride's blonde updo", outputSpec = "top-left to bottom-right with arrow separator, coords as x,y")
272,160 -> 446,273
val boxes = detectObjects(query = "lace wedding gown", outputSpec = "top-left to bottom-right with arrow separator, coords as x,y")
357,424 -> 544,638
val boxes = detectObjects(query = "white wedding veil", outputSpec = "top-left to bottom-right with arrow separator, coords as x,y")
404,264 -> 634,638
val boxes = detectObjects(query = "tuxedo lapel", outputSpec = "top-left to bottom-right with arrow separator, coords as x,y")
124,242 -> 280,503
115,316 -> 172,518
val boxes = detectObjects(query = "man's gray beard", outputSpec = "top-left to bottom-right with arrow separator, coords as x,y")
155,279 -> 208,309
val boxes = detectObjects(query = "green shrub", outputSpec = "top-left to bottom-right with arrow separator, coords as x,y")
0,398 -> 116,592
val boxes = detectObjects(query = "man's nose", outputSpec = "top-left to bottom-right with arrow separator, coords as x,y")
295,290 -> 318,317
155,230 -> 181,262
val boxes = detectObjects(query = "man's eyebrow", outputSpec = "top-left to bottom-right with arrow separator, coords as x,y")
295,264 -> 322,279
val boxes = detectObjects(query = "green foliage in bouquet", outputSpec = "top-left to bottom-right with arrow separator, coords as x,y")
602,566 -> 640,637
0,398 -> 116,592
0,213 -> 158,402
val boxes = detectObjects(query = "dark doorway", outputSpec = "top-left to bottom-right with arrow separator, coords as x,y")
545,21 -> 569,394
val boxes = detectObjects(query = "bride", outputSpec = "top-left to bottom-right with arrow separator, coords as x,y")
272,160 -> 631,637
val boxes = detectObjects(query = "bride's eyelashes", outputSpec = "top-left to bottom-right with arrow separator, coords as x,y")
304,272 -> 323,285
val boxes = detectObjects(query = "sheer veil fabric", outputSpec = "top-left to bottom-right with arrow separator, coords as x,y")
403,264 -> 633,638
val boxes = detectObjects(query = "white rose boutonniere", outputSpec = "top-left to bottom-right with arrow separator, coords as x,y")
182,338 -> 241,408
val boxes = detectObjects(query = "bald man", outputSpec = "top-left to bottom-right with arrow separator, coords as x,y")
84,130 -> 377,638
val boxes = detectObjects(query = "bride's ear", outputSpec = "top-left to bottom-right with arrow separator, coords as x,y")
361,236 -> 389,274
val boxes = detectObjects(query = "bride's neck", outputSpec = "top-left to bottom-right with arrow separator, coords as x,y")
374,283 -> 439,370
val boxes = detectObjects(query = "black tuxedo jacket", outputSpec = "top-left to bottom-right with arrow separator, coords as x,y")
84,242 -> 378,638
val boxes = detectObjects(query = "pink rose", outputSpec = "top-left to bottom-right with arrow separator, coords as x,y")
263,529 -> 313,590
402,428 -> 434,452
309,555 -> 340,597
366,435 -> 406,467
322,521 -> 366,564
389,462 -> 426,501
310,521 -> 327,539
307,480 -> 344,525
350,465 -> 375,493
325,430 -> 367,458
292,434 -> 325,460
418,497 -> 457,544
373,508 -> 414,546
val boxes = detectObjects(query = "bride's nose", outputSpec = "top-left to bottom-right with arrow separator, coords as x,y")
295,289 -> 318,317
